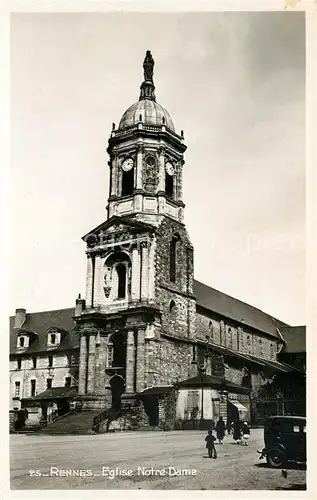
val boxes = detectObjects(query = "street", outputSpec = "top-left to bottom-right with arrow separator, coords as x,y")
10,429 -> 306,490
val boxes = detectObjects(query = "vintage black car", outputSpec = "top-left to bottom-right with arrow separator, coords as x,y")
258,415 -> 306,468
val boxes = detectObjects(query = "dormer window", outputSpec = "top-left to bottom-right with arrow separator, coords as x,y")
16,334 -> 30,350
47,330 -> 61,347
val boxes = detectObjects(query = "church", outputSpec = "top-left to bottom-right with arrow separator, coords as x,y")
9,52 -> 305,433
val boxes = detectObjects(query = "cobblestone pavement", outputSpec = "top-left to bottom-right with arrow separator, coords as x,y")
10,428 -> 306,490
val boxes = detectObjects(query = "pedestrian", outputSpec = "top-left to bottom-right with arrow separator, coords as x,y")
233,420 -> 242,444
215,416 -> 226,444
205,430 -> 217,459
241,421 -> 250,446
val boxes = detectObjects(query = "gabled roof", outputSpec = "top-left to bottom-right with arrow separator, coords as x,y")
278,326 -> 306,353
194,280 -> 288,339
10,308 -> 78,355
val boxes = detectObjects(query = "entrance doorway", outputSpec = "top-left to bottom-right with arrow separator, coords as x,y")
110,375 -> 125,411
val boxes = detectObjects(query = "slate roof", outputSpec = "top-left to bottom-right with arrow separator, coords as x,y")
278,326 -> 306,353
194,280 -> 288,339
10,308 -> 78,355
195,340 -> 294,373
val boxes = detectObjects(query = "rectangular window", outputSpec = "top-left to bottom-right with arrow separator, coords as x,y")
14,381 -> 20,397
17,359 -> 22,370
32,357 -> 37,369
65,377 -> 71,387
67,355 -> 72,366
48,355 -> 53,367
107,346 -> 113,368
31,380 -> 36,397
46,379 -> 52,389
186,390 -> 200,419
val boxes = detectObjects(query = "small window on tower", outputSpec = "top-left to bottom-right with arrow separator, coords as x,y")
165,172 -> 174,198
169,234 -> 180,283
116,263 -> 126,299
165,161 -> 175,199
46,378 -> 52,389
19,337 -> 25,348
121,157 -> 134,196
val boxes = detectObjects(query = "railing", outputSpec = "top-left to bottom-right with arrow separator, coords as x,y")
92,408 -> 112,433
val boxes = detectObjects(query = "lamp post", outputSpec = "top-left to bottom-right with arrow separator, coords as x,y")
198,364 -> 206,429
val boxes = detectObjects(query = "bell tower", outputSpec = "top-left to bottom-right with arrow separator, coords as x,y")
106,50 -> 187,225
75,51 -> 196,416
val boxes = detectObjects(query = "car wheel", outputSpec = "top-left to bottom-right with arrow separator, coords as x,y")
266,449 -> 285,468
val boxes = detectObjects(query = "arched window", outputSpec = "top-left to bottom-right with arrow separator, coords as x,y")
165,171 -> 174,198
270,343 -> 274,359
116,263 -> 126,299
169,300 -> 176,314
169,234 -> 180,283
121,168 -> 134,196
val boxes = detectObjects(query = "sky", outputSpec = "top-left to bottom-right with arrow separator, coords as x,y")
10,12 -> 306,325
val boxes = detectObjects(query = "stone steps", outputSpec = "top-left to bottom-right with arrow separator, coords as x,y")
36,410 -> 100,435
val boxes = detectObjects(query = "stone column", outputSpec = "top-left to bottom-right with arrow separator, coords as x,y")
78,334 -> 88,395
177,161 -> 184,202
148,238 -> 155,301
131,246 -> 140,301
85,255 -> 93,307
126,330 -> 136,393
94,333 -> 107,395
158,146 -> 165,192
136,329 -> 145,392
136,144 -> 143,190
93,254 -> 103,306
87,332 -> 96,394
140,241 -> 149,301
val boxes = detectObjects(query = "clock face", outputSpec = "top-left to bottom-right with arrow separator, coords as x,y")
165,161 -> 175,176
122,157 -> 134,172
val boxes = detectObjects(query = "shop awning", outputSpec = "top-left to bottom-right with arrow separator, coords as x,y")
137,386 -> 174,396
229,401 -> 248,412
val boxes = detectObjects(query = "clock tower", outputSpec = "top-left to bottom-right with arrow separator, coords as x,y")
106,49 -> 186,225
75,52 -> 196,423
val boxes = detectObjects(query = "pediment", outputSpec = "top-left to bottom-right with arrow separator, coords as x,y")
82,216 -> 155,246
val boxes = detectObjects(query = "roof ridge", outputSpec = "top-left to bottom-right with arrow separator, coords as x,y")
193,279 -> 289,326
10,306 -> 75,319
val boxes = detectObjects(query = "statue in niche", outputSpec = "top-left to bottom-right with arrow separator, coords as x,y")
103,267 -> 112,298
144,154 -> 158,193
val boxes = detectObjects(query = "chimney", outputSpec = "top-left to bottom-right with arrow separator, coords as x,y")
75,294 -> 85,317
14,308 -> 26,329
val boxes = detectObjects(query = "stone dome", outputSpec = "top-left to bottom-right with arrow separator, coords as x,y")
118,99 -> 175,132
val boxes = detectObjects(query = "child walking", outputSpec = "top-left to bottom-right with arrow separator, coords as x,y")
205,430 -> 217,459
241,421 -> 250,446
